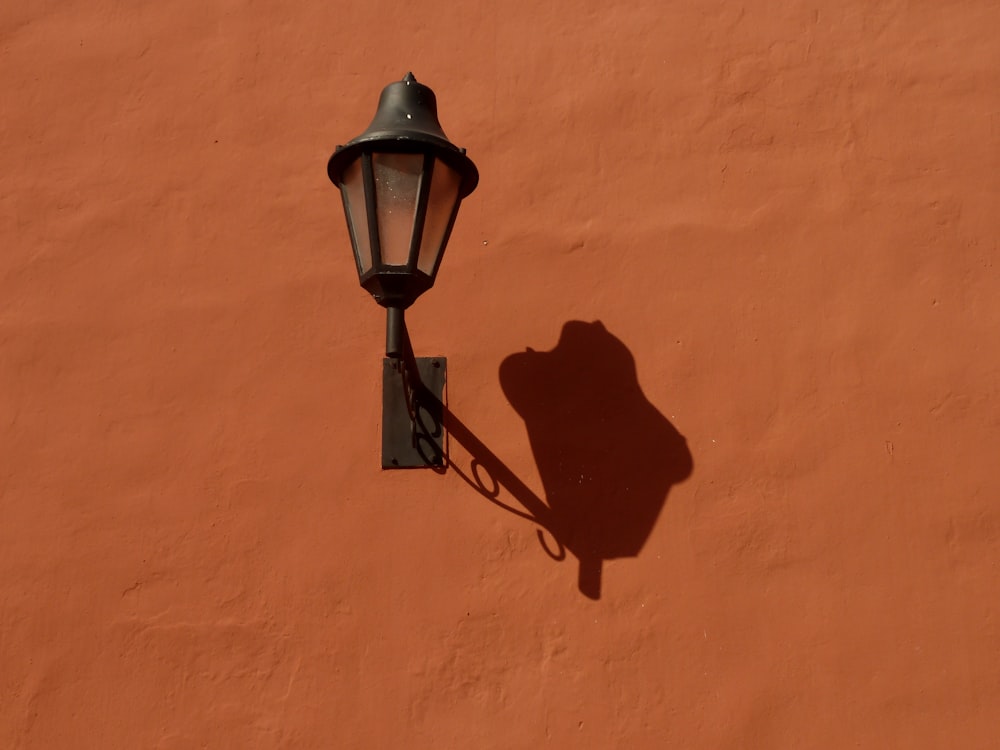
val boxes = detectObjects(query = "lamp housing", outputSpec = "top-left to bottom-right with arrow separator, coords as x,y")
327,73 -> 479,309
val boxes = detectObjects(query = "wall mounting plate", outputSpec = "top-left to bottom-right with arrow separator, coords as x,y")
382,356 -> 446,469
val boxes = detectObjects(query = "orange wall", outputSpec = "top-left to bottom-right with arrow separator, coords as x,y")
2,1 -> 998,747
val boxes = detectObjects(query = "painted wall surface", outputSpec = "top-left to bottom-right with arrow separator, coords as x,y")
2,1 -> 998,747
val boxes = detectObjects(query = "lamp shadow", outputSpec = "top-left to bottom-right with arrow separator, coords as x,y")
443,320 -> 693,600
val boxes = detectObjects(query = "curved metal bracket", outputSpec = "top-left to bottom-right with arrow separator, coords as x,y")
382,307 -> 446,469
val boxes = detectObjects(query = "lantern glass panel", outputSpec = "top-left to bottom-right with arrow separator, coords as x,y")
341,159 -> 373,274
416,159 -> 462,275
373,152 -> 422,266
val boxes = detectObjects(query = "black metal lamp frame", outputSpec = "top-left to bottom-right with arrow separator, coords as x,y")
327,74 -> 478,468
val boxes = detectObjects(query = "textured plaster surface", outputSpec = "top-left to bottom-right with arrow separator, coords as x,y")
2,1 -> 999,747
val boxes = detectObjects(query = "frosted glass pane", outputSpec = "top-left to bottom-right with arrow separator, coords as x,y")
373,153 -> 422,266
341,159 -> 372,274
417,160 -> 462,275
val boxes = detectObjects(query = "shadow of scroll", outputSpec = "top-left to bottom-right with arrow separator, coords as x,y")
442,407 -> 566,561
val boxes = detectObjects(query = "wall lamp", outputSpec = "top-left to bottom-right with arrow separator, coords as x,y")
327,73 -> 479,469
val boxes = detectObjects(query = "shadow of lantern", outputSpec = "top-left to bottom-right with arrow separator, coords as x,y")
499,321 -> 693,599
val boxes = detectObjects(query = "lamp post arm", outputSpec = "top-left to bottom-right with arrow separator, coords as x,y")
385,306 -> 422,387
383,305 -> 435,461
386,305 -> 406,361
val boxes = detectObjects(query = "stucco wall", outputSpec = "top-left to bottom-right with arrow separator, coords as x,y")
2,1 -> 998,747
